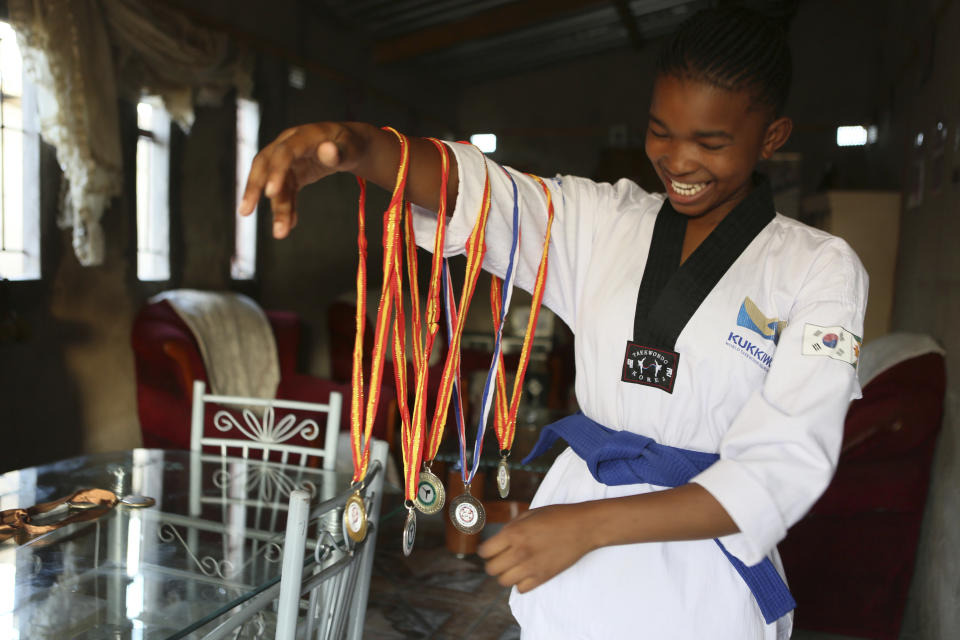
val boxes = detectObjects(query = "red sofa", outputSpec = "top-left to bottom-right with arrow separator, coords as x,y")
132,299 -> 394,451
779,348 -> 946,638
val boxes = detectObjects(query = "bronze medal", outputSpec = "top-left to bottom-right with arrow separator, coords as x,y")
343,492 -> 368,543
496,457 -> 511,499
414,468 -> 445,515
402,508 -> 417,556
449,492 -> 485,535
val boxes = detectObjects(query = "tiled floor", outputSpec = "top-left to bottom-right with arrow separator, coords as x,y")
364,491 -> 519,639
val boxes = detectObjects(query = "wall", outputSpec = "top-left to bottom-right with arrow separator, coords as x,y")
884,0 -> 960,637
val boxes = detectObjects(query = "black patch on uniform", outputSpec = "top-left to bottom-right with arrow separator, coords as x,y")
621,341 -> 679,393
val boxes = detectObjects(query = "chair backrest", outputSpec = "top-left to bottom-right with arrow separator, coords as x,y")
275,439 -> 388,640
190,380 -> 342,471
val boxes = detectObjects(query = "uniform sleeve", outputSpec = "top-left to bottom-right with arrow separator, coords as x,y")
411,142 -> 637,332
690,238 -> 869,566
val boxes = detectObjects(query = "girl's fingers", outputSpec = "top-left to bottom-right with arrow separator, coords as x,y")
264,144 -> 295,198
494,562 -> 534,590
239,148 -> 272,215
483,545 -> 524,578
478,530 -> 512,559
271,174 -> 300,238
515,577 -> 541,594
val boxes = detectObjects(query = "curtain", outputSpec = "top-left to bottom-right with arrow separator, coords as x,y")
8,0 -> 251,266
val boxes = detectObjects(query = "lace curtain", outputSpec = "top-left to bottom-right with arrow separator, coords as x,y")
8,0 -> 252,266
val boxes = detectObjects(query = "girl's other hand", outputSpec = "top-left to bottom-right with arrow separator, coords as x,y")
478,503 -> 598,593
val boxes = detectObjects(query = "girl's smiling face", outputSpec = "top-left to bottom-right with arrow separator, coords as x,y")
645,74 -> 792,226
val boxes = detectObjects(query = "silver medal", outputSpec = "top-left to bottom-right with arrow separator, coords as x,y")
496,457 -> 511,499
449,491 -> 486,535
415,468 -> 445,515
402,508 -> 417,556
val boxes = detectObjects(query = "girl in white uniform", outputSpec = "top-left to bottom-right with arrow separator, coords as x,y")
240,7 -> 868,638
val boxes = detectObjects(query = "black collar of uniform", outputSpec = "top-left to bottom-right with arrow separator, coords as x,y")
632,173 -> 776,349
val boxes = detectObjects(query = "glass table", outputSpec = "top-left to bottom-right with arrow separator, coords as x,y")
0,449 -> 364,639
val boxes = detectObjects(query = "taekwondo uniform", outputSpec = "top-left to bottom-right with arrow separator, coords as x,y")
412,143 -> 868,640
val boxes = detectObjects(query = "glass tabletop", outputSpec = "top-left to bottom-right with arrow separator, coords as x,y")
0,449 -> 353,639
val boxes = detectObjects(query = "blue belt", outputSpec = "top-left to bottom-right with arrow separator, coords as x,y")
522,412 -> 795,624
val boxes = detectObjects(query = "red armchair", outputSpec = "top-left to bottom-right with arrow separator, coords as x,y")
132,299 -> 393,451
779,341 -> 946,639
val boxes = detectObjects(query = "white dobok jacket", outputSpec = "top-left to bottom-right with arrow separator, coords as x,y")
412,142 -> 868,640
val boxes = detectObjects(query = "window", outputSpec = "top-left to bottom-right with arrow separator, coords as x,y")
470,133 -> 497,153
0,21 -> 40,281
136,97 -> 171,281
836,125 -> 878,147
232,98 -> 260,280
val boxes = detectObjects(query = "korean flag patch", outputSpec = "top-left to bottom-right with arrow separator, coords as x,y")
802,323 -> 862,368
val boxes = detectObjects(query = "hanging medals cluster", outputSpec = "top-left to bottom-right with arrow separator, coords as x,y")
350,133 -> 554,553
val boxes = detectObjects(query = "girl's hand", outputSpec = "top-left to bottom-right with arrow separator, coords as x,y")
238,123 -> 367,239
238,121 -> 457,239
477,503 -> 598,593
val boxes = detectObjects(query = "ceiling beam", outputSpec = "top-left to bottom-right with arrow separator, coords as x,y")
612,0 -> 645,50
374,0 -> 614,64
154,0 -> 457,131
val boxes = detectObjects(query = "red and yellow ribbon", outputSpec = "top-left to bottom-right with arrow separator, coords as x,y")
423,153 -> 493,464
350,127 -> 410,484
490,174 -> 555,455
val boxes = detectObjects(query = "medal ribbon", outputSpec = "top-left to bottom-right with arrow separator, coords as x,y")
441,261 -> 469,473
424,152 -> 493,475
485,174 -> 555,464
350,127 -> 410,484
398,138 -> 453,501
461,169 -> 520,483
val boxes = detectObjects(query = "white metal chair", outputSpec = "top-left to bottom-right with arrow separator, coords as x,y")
190,379 -> 342,470
276,439 -> 388,640
163,379 -> 347,621
195,439 -> 388,640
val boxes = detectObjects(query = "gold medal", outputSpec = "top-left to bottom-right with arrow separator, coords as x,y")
343,491 -> 368,543
496,457 -> 511,499
414,468 -> 445,515
402,507 -> 417,557
449,491 -> 485,535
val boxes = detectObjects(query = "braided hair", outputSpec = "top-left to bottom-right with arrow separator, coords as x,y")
656,6 -> 792,117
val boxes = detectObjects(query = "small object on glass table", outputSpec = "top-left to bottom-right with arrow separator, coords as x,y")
119,495 -> 156,508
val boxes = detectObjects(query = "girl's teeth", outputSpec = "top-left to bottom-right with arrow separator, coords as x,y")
671,180 -> 707,196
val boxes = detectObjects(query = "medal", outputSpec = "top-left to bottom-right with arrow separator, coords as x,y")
449,491 -> 486,535
402,505 -> 417,556
343,491 -> 368,543
496,456 -> 511,499
415,466 -> 445,515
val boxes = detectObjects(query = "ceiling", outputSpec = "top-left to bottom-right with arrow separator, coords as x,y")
321,0 -> 714,80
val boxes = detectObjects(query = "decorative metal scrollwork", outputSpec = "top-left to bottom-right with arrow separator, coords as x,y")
158,523 -> 283,579
211,464 -> 317,502
213,407 -> 320,444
